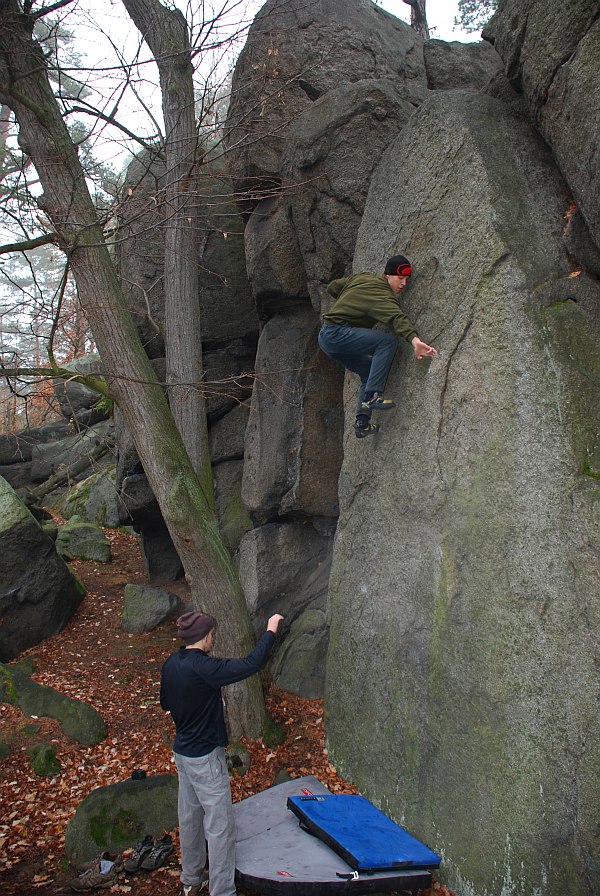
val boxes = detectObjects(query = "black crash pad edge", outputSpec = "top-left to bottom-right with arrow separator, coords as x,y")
235,868 -> 433,896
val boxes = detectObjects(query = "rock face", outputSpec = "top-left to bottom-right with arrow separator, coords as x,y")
224,0 -> 426,189
483,0 -> 600,266
107,17 -> 600,893
0,476 -> 84,661
325,88 -> 600,896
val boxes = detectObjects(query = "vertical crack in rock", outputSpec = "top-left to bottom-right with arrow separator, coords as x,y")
435,311 -> 474,484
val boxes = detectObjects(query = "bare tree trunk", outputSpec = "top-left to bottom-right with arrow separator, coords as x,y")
402,0 -> 430,39
0,0 -> 264,738
121,0 -> 211,488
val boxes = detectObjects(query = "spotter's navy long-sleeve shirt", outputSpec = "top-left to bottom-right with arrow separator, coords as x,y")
160,632 -> 275,757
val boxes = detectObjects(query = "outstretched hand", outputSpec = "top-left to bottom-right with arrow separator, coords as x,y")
412,336 -> 438,360
267,614 -> 284,633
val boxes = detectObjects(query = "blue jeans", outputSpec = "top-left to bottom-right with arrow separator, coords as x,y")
318,323 -> 398,418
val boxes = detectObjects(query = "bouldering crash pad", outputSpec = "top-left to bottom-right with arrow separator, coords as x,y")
234,775 -> 437,895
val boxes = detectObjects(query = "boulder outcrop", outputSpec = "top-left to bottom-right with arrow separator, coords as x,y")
0,476 -> 84,661
484,0 -> 600,264
325,87 -> 600,896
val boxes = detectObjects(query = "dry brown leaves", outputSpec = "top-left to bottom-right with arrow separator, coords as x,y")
0,527 -> 455,896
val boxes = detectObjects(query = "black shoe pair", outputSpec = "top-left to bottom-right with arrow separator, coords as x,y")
124,833 -> 173,873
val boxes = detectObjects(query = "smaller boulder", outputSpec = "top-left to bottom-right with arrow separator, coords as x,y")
121,584 -> 180,633
0,663 -> 106,745
27,742 -> 61,776
64,774 -> 178,866
52,353 -> 107,425
226,744 -> 251,777
53,466 -> 120,528
56,519 -> 112,563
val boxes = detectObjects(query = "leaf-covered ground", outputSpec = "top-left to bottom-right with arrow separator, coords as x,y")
0,528 -> 454,896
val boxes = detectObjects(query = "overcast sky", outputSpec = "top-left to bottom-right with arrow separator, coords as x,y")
375,0 -> 480,41
68,0 -> 483,171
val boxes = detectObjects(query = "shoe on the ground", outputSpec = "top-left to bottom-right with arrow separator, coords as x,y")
124,834 -> 154,873
70,854 -> 123,891
76,851 -> 118,874
361,396 -> 395,411
183,874 -> 209,896
354,421 -> 380,439
140,833 -> 174,871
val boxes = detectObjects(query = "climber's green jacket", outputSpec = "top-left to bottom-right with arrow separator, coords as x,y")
323,273 -> 418,343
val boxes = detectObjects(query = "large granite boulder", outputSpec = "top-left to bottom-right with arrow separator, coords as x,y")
225,0 -> 426,191
325,89 -> 600,896
282,78 -> 416,310
0,477 -> 84,661
242,305 -> 342,519
483,0 -> 600,257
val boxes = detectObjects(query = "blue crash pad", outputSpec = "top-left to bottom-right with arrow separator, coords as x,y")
234,776 -> 433,895
287,793 -> 441,872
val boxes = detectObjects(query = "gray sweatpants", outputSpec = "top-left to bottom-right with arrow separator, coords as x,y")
174,747 -> 236,896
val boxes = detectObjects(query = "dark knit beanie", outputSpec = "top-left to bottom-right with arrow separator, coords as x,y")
384,254 -> 412,277
177,612 -> 216,643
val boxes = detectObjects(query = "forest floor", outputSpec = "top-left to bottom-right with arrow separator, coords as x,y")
0,527 -> 454,896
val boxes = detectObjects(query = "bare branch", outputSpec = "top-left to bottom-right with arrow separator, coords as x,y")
0,232 -> 57,254
65,103 -> 160,154
29,0 -> 76,24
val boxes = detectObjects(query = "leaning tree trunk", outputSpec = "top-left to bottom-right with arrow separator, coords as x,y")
0,0 -> 264,738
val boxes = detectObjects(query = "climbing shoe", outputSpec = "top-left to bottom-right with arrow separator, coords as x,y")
361,396 -> 395,411
139,833 -> 174,870
354,421 -> 380,439
70,853 -> 123,890
124,834 -> 154,873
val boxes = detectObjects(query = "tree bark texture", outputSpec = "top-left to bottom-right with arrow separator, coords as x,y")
121,0 -> 211,489
403,0 -> 430,39
0,0 -> 264,738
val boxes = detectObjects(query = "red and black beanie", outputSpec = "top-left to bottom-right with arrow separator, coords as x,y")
384,254 -> 412,277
